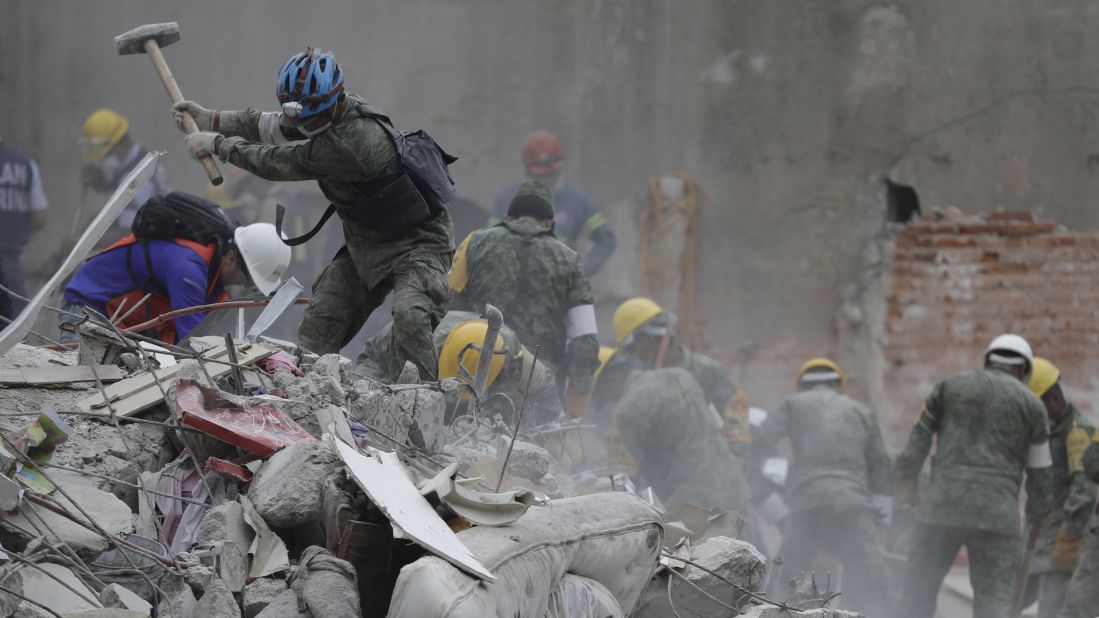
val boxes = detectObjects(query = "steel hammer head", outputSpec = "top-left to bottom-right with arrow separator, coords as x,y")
114,22 -> 180,55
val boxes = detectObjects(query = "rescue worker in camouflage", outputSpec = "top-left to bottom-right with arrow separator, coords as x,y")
1056,407 -> 1099,618
355,310 -> 561,424
599,298 -> 751,457
448,180 -> 598,419
894,334 -> 1054,618
1020,358 -> 1096,618
614,367 -> 750,513
173,49 -> 452,381
752,358 -> 892,616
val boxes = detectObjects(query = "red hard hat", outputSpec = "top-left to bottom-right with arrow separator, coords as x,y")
521,130 -> 564,176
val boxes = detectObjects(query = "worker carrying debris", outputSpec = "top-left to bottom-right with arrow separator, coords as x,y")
356,309 -> 562,423
59,191 -> 290,344
173,47 -> 456,380
1017,357 -> 1097,618
1058,425 -> 1099,618
894,334 -> 1054,618
489,130 -> 617,275
81,108 -> 170,237
599,297 -> 751,455
752,357 -> 893,616
612,366 -> 751,513
449,179 -> 598,419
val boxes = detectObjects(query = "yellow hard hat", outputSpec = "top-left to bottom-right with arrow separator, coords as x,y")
594,346 -> 616,382
82,109 -> 130,161
612,297 -> 664,345
438,320 -> 506,394
1028,357 -> 1061,397
796,357 -> 845,390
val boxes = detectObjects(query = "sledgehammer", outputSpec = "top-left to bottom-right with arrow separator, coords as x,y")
114,22 -> 223,186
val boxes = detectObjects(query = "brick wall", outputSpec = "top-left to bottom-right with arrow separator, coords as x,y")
883,209 -> 1099,438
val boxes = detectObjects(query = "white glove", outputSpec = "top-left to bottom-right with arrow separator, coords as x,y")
171,100 -> 217,133
183,131 -> 222,159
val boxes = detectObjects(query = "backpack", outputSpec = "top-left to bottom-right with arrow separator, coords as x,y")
127,192 -> 239,295
276,101 -> 457,244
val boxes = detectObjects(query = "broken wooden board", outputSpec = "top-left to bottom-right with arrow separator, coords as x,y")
75,342 -> 276,418
0,365 -> 124,386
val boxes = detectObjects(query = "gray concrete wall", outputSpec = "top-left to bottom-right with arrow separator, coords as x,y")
5,1 -> 1099,407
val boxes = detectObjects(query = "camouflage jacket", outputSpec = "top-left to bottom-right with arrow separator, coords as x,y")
754,387 -> 893,513
1033,404 -> 1097,572
448,220 -> 598,391
216,95 -> 452,288
896,368 -> 1053,536
615,367 -> 750,512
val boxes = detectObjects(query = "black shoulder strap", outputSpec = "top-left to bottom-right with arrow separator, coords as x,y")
276,203 -> 338,247
355,102 -> 403,154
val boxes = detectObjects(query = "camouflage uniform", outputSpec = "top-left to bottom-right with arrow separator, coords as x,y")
1057,435 -> 1099,618
356,310 -> 561,422
614,367 -> 750,513
1025,405 -> 1096,618
216,94 -> 453,380
895,368 -> 1054,618
753,387 -> 893,616
448,181 -> 598,393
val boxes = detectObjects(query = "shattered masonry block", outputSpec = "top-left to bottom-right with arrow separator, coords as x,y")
195,576 -> 242,618
196,501 -> 256,560
243,577 -> 288,618
741,607 -> 863,617
350,382 -> 446,452
635,536 -> 765,618
247,442 -> 340,529
254,589 -> 310,618
498,438 -> 552,482
311,354 -> 353,384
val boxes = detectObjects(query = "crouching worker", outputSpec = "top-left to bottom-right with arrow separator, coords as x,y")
357,310 -> 561,425
59,191 -> 290,344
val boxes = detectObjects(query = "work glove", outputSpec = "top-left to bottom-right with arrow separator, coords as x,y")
183,131 -> 223,159
1049,530 -> 1082,571
894,478 -> 918,514
172,100 -> 217,133
563,387 -> 591,419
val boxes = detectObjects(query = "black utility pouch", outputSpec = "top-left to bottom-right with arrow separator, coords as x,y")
346,171 -> 433,240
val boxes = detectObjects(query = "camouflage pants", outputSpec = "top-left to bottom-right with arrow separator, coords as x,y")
1058,523 -> 1099,618
778,507 -> 890,616
896,523 -> 1019,618
299,246 -> 450,381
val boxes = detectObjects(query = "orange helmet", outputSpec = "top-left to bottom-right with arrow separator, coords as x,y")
521,130 -> 564,177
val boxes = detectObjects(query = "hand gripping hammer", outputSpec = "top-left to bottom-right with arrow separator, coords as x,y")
114,22 -> 223,186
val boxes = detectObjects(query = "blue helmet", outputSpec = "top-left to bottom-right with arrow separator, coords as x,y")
276,48 -> 344,119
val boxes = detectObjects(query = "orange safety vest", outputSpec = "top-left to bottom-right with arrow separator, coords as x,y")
100,235 -> 228,344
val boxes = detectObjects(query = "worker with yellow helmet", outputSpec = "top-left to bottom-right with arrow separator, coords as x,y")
356,310 -> 560,424
1020,357 -> 1095,618
81,108 -> 169,236
599,297 -> 752,455
753,357 -> 893,616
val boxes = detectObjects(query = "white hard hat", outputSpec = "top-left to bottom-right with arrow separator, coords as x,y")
985,333 -> 1033,367
234,223 -> 291,295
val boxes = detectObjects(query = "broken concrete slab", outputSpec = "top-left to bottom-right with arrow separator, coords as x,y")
194,577 -> 241,618
242,578 -> 286,618
247,442 -> 339,529
196,501 -> 255,561
310,354 -> 353,384
62,611 -> 150,618
253,590 -> 308,618
99,583 -> 151,615
20,562 -> 102,614
1,471 -> 132,556
496,438 -> 552,483
634,536 -> 765,618
348,382 -> 446,452
0,567 -> 23,617
156,572 -> 197,618
741,607 -> 863,618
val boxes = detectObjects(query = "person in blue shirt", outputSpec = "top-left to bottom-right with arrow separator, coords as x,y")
59,193 -> 290,344
490,131 -> 616,276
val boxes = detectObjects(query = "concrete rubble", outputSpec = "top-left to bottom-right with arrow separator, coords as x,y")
0,335 -> 851,618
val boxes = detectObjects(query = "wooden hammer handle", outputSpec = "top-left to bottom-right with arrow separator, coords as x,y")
143,39 -> 223,186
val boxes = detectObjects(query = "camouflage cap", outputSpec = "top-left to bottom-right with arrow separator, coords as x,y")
507,179 -> 556,220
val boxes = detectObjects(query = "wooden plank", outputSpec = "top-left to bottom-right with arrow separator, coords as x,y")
1,365 -> 125,385
77,343 -> 276,417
